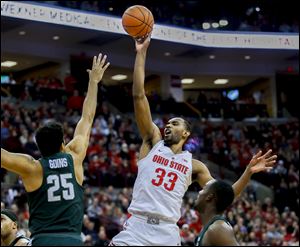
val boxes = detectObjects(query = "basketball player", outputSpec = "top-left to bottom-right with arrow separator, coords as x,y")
194,180 -> 238,246
1,53 -> 110,246
110,36 -> 277,246
1,209 -> 31,246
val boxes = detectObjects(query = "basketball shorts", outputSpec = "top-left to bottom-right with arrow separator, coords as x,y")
110,214 -> 181,246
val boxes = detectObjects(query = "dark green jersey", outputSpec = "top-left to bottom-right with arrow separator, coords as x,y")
27,152 -> 84,237
194,215 -> 231,246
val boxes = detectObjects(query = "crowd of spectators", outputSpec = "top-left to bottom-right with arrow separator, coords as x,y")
1,78 -> 271,119
1,75 -> 66,104
39,0 -> 299,33
196,119 -> 299,213
1,81 -> 298,200
1,77 -> 299,245
187,90 -> 269,119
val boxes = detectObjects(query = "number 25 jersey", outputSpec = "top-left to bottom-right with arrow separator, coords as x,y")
128,140 -> 193,223
27,152 -> 84,237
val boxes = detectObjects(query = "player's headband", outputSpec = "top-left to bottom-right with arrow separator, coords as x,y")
1,209 -> 18,223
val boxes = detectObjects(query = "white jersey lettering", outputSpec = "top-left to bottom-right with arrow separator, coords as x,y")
128,141 -> 192,223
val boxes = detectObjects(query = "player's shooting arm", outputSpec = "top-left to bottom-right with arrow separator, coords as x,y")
67,54 -> 110,157
133,36 -> 160,142
1,148 -> 37,177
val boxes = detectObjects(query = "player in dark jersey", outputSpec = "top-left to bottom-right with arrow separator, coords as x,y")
1,53 -> 110,246
194,180 -> 238,246
1,209 -> 30,246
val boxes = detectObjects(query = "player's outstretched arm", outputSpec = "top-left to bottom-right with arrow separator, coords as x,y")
1,148 -> 38,177
66,53 -> 110,159
133,35 -> 161,143
232,149 -> 277,198
192,149 -> 277,197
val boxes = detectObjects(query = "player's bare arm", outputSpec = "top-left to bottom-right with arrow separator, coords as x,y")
205,221 -> 239,246
192,159 -> 214,188
66,53 -> 110,158
66,53 -> 109,184
1,148 -> 42,191
232,149 -> 277,197
133,35 -> 161,157
192,150 -> 277,197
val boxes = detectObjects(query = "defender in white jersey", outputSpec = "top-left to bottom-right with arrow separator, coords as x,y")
110,35 -> 277,246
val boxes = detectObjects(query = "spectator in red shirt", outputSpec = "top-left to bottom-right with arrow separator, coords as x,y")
64,72 -> 77,95
67,90 -> 84,110
189,215 -> 202,234
180,224 -> 195,245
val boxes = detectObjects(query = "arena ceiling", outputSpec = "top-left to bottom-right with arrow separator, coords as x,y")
1,16 -> 298,89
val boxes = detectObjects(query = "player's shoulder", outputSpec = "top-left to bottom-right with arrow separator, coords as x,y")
207,219 -> 233,237
14,236 -> 31,246
142,123 -> 162,146
65,135 -> 86,158
192,159 -> 205,165
192,159 -> 207,172
205,220 -> 238,245
144,138 -> 163,150
21,154 -> 41,172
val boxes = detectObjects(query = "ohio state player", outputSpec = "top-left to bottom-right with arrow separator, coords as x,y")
110,35 -> 277,246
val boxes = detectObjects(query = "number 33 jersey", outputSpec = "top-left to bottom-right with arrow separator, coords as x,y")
128,141 -> 193,223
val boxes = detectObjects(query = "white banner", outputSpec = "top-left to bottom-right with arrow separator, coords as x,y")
1,1 -> 299,50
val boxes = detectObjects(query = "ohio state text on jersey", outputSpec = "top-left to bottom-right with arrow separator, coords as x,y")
128,140 -> 193,223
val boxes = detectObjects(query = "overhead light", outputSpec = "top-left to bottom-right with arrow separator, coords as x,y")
1,61 -> 17,67
219,20 -> 228,26
111,74 -> 127,81
202,22 -> 210,30
209,55 -> 216,59
109,7 -> 113,11
212,22 -> 219,28
181,78 -> 194,84
214,79 -> 229,85
164,52 -> 171,56
53,36 -> 60,40
244,55 -> 251,60
255,7 -> 260,12
19,31 -> 26,35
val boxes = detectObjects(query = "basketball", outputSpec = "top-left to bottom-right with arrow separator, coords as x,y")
122,5 -> 154,38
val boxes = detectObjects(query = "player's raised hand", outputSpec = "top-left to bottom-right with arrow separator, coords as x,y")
87,53 -> 110,84
248,149 -> 277,174
135,33 -> 151,53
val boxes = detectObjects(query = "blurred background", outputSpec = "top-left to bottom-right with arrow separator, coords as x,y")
1,0 -> 299,246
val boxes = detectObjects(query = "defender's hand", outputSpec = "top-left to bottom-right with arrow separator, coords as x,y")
87,53 -> 110,84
